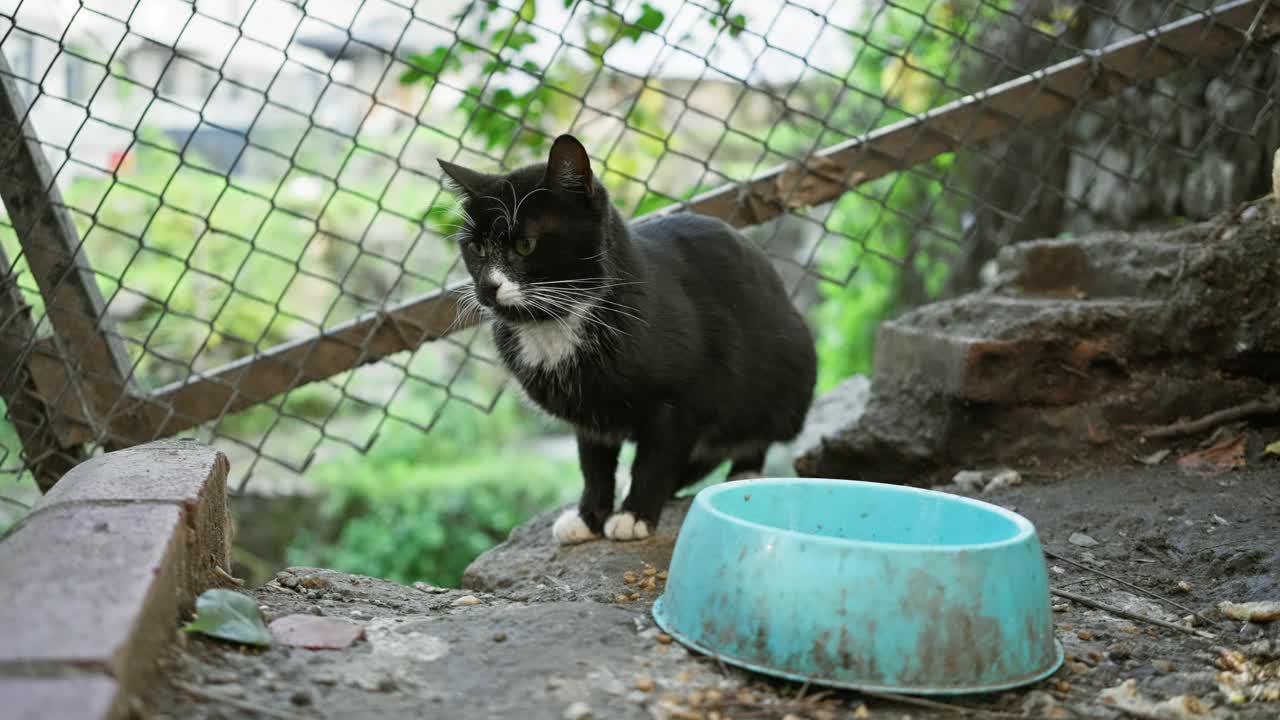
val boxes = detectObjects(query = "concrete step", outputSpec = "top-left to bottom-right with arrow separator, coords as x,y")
874,296 -> 1165,405
988,227 -> 1199,299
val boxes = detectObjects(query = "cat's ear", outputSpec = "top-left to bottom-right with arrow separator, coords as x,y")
542,134 -> 594,195
437,159 -> 492,198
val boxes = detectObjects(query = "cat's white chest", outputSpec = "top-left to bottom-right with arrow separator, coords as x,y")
514,315 -> 585,369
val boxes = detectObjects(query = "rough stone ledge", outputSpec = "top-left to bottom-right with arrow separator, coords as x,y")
0,439 -> 232,720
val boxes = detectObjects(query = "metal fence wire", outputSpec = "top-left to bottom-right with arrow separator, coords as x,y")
1,0 -> 1278,512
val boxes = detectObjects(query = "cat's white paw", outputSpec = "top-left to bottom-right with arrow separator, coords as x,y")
603,511 -> 650,541
728,470 -> 764,481
552,509 -> 598,545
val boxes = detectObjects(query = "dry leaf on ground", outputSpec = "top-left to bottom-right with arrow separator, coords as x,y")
1177,434 -> 1245,477
1219,601 -> 1280,623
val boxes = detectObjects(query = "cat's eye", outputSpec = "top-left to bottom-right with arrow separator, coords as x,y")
515,234 -> 537,256
468,241 -> 487,258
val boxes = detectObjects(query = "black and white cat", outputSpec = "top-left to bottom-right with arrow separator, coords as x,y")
438,134 -> 817,544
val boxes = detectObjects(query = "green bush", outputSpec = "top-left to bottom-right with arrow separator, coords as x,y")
287,453 -> 577,587
284,389 -> 578,586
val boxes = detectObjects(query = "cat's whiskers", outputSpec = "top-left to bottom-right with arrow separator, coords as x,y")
527,290 -> 632,348
530,287 -> 646,327
506,180 -> 550,226
478,191 -> 514,233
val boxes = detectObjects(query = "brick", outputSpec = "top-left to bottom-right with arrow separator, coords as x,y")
0,504 -> 184,701
0,676 -> 120,720
35,439 -> 231,612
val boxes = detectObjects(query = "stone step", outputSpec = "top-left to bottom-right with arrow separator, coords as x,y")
989,227 -> 1199,299
874,296 -> 1165,405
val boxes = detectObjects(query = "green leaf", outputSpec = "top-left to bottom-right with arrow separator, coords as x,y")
635,4 -> 664,33
728,13 -> 748,37
182,589 -> 272,647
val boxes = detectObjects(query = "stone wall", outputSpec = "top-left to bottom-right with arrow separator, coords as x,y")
948,0 -> 1280,294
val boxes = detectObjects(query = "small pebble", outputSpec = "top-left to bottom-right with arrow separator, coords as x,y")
635,674 -> 655,692
563,701 -> 592,720
1240,622 -> 1265,641
289,691 -> 312,707
1069,532 -> 1099,547
853,704 -> 871,718
1108,643 -> 1132,660
451,595 -> 481,607
1177,580 -> 1192,593
1152,660 -> 1175,673
656,633 -> 674,645
1087,651 -> 1104,664
1052,679 -> 1071,693
705,689 -> 723,703
493,632 -> 507,643
1068,662 -> 1089,674
783,715 -> 804,720
1077,630 -> 1093,641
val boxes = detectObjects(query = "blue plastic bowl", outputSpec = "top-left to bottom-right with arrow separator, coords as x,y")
652,478 -> 1062,694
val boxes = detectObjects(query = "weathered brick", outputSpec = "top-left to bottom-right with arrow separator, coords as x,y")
0,676 -> 120,720
35,439 -> 230,611
0,504 -> 184,701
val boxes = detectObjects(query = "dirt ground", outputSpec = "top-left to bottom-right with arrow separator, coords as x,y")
144,459 -> 1279,719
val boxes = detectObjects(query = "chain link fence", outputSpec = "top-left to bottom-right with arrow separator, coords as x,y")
2,0 -> 1277,519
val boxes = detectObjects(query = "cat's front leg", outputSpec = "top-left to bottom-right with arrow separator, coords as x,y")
552,433 -> 620,544
608,406 -> 695,541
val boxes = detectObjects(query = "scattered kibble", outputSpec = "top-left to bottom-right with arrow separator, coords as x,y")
1087,651 -> 1104,663
640,576 -> 657,591
1053,680 -> 1071,693
615,594 -> 630,603
656,633 -> 674,645
705,689 -> 723,703
642,566 -> 658,577
635,675 -> 655,692
853,704 -> 871,718
657,570 -> 668,580
628,592 -> 641,601
623,571 -> 639,584
686,691 -> 704,707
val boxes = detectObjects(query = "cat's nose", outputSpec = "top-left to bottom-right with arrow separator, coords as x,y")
476,276 -> 498,304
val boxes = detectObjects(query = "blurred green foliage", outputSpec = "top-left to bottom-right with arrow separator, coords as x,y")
283,389 -> 577,586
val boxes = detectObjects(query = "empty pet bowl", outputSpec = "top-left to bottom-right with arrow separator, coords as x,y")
652,478 -> 1062,694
